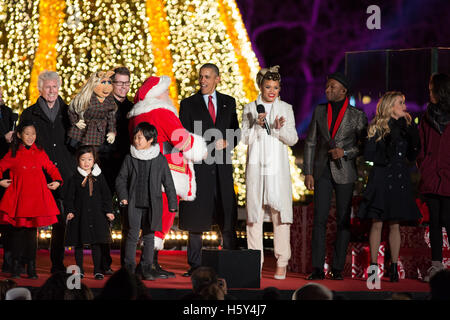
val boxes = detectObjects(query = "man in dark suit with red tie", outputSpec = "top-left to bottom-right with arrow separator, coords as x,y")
179,63 -> 240,276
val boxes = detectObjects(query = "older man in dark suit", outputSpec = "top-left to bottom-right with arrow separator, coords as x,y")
20,71 -> 76,274
304,72 -> 367,280
179,63 -> 240,276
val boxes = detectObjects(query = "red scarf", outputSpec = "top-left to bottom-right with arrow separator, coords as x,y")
327,97 -> 349,139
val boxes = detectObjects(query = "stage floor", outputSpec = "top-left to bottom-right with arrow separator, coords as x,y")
0,249 -> 431,300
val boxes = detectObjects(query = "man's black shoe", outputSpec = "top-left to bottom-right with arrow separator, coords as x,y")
94,273 -> 105,280
329,269 -> 344,280
306,268 -> 325,280
154,263 -> 176,278
182,267 -> 197,277
150,268 -> 169,279
103,268 -> 114,275
136,263 -> 155,281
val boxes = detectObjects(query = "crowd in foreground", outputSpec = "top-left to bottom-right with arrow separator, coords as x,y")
1,267 -> 449,300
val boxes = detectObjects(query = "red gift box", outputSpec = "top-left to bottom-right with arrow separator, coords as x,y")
351,242 -> 385,279
288,201 -> 449,279
398,226 -> 449,279
424,227 -> 449,249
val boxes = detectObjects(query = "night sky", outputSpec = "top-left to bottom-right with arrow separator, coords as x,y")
235,0 -> 450,140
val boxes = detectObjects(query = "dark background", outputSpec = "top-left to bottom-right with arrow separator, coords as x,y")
235,0 -> 450,142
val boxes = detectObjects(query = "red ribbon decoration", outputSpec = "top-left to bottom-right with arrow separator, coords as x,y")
327,97 -> 349,139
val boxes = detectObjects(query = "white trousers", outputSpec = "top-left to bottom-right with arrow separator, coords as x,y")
246,208 -> 291,268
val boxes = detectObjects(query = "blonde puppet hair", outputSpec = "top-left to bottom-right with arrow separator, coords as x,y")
69,70 -> 114,116
367,91 -> 411,142
256,65 -> 281,88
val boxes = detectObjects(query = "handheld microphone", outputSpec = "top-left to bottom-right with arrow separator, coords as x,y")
256,104 -> 271,135
329,138 -> 342,169
11,113 -> 18,131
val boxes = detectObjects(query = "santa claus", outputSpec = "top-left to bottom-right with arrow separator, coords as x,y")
127,75 -> 207,278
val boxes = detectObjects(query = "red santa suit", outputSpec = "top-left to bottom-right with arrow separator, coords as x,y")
128,75 -> 206,250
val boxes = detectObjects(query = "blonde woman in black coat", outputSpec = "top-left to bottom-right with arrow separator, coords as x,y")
358,91 -> 421,282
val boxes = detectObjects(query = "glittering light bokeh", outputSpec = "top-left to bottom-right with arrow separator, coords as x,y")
146,0 -> 179,108
0,0 -> 305,205
29,0 -> 66,104
56,0 -> 155,102
0,0 -> 40,112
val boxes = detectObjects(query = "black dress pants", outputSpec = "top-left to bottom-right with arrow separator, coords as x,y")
75,244 -> 103,275
124,207 -> 154,267
424,194 -> 450,262
120,205 -> 130,267
100,244 -> 113,271
0,225 -> 13,271
50,199 -> 66,270
311,165 -> 354,271
98,149 -> 119,271
187,168 -> 237,269
10,227 -> 37,262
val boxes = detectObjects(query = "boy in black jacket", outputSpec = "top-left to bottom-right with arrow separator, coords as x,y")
115,122 -> 177,280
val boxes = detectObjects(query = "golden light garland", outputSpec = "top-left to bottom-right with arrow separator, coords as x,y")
29,0 -> 66,104
217,0 -> 259,205
0,0 -> 306,205
56,0 -> 155,102
217,0 -> 305,203
0,0 -> 40,112
145,0 -> 179,108
164,0 -> 255,205
217,0 -> 259,102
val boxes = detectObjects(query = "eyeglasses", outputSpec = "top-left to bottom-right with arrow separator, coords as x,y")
113,81 -> 131,87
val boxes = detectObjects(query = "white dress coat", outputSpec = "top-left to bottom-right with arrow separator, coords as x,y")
242,95 -> 299,224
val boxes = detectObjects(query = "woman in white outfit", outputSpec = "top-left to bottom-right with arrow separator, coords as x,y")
242,66 -> 299,279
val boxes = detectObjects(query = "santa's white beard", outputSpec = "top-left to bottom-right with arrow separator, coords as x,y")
159,96 -> 175,108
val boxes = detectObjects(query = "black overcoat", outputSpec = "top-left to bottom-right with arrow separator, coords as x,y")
64,170 -> 113,245
358,118 -> 422,222
115,153 -> 178,232
178,91 -> 240,232
0,104 -> 15,159
20,96 -> 76,191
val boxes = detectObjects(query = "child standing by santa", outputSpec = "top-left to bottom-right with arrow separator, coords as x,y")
64,145 -> 114,280
0,120 -> 63,279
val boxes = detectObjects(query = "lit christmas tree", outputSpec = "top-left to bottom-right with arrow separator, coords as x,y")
0,0 -> 306,205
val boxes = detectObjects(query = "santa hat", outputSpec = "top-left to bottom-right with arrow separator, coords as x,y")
134,75 -> 171,103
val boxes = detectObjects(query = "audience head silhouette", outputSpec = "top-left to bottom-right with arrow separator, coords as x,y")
292,283 -> 333,300
429,269 -> 450,300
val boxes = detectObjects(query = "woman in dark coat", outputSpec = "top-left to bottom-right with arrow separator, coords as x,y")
0,87 -> 17,273
65,146 -> 114,280
417,73 -> 450,281
358,91 -> 421,282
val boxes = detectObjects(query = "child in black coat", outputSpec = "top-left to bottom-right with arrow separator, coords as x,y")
65,145 -> 114,280
115,122 -> 177,281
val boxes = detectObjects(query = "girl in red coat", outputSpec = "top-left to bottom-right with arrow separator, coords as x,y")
0,120 -> 62,279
